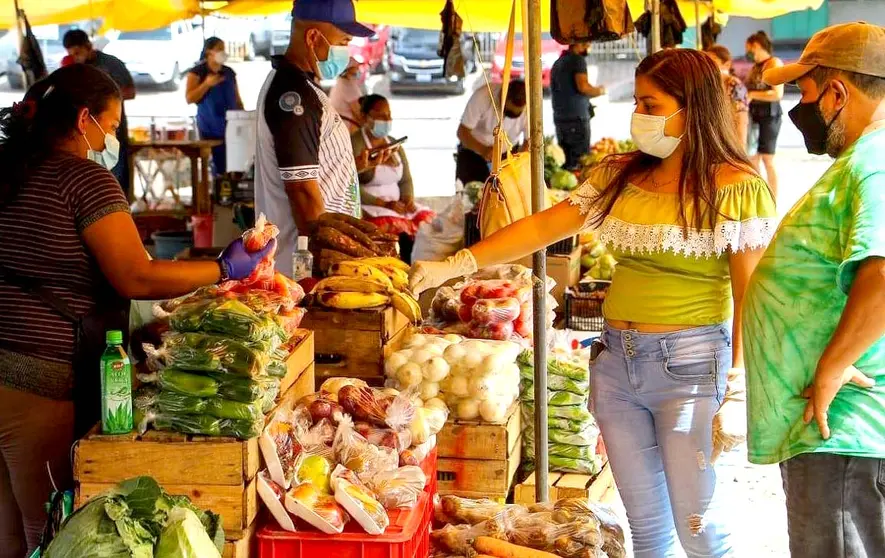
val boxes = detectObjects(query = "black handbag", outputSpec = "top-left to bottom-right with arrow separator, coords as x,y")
0,263 -> 129,439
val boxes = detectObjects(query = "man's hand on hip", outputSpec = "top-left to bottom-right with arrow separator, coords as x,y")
802,364 -> 875,439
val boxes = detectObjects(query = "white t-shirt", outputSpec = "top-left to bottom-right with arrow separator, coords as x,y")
254,58 -> 360,276
460,83 -> 527,149
329,75 -> 365,122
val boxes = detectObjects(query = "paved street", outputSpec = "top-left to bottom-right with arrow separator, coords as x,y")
0,61 -> 832,557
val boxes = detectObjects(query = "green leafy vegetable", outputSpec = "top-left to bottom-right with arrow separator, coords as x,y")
45,477 -> 223,558
155,507 -> 222,558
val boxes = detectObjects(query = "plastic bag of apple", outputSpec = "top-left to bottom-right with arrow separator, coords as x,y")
257,379 -> 445,535
385,333 -> 522,424
427,265 -> 556,342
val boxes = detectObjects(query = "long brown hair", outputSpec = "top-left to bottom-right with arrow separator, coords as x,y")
590,49 -> 754,233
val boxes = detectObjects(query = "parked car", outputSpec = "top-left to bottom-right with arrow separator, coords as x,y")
388,27 -> 476,95
103,21 -> 202,90
491,32 -> 561,90
269,15 -> 292,56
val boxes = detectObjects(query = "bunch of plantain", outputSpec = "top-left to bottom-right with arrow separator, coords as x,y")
311,257 -> 422,323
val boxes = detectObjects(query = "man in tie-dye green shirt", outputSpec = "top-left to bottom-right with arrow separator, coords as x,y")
742,22 -> 885,557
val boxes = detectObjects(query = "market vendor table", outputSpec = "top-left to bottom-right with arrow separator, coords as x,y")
129,139 -> 222,214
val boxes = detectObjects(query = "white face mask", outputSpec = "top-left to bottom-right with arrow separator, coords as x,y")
630,108 -> 684,159
212,51 -> 228,65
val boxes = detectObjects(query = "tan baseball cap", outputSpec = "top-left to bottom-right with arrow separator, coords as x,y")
764,22 -> 885,86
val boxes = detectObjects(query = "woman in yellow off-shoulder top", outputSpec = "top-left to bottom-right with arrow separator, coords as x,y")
410,49 -> 777,558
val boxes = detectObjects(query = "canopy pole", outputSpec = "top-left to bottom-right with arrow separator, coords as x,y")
526,0 -> 549,504
695,0 -> 701,49
650,0 -> 661,53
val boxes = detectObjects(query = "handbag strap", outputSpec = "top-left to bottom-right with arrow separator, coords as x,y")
0,263 -> 79,324
492,0 -> 518,174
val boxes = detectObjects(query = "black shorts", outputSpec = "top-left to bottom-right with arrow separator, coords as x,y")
749,101 -> 782,155
754,115 -> 782,155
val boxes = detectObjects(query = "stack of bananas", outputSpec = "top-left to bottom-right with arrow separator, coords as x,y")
311,257 -> 422,323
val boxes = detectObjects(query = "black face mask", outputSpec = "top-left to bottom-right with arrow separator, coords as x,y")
788,86 -> 843,155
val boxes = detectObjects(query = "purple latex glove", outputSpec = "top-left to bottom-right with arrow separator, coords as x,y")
218,238 -> 277,281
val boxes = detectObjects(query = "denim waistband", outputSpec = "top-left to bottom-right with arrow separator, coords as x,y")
601,322 -> 731,360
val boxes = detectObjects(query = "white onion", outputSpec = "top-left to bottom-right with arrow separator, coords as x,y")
411,349 -> 434,365
396,362 -> 423,388
479,398 -> 508,423
423,357 -> 450,383
456,398 -> 480,420
385,352 -> 410,377
449,375 -> 470,398
443,343 -> 467,365
419,381 -> 440,400
424,397 -> 448,412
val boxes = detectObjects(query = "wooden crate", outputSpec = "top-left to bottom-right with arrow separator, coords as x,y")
74,330 -> 315,543
222,521 -> 255,558
513,461 -> 614,505
436,404 -> 522,501
301,305 -> 410,385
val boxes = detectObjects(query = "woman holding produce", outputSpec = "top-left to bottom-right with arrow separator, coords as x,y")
743,31 -> 784,198
0,65 -> 271,558
185,37 -> 245,175
411,49 -> 777,558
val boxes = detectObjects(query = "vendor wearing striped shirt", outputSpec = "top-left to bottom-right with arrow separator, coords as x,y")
0,65 -> 271,556
254,0 -> 393,276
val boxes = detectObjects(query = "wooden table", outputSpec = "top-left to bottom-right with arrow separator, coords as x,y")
129,139 -> 222,214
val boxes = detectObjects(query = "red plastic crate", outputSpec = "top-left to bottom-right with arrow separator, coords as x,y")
420,446 -> 438,496
257,490 -> 431,558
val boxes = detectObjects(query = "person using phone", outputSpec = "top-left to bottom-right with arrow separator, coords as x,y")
351,94 -> 434,240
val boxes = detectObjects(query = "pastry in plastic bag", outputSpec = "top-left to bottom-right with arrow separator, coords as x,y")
285,482 -> 349,534
330,465 -> 390,535
364,466 -> 426,509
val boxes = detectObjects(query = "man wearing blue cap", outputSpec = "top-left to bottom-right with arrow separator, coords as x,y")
255,0 -> 391,275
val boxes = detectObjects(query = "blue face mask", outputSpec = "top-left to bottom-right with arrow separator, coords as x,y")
313,32 -> 350,81
84,115 -> 120,170
372,119 -> 392,137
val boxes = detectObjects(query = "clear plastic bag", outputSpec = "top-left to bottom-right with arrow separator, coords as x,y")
337,385 -> 416,430
330,465 -> 390,535
333,416 -> 399,479
285,482 -> 349,534
139,368 -> 279,408
241,213 -> 280,285
163,298 -> 287,346
149,390 -> 263,422
364,465 -> 426,510
471,298 -> 521,325
354,422 -> 412,453
138,408 -> 262,439
467,320 -> 515,341
150,333 -> 270,377
260,409 -> 309,489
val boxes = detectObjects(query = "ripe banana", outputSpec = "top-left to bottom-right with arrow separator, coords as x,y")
329,261 -> 393,289
390,290 -> 422,323
312,276 -> 390,294
373,265 -> 409,292
317,291 -> 390,310
360,257 -> 409,273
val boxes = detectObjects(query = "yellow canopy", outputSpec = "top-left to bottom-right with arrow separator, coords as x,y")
0,0 -> 201,31
219,0 -> 823,30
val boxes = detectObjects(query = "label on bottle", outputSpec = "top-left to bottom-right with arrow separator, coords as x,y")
101,354 -> 133,434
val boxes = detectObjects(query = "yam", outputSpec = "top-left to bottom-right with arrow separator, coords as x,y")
314,227 -> 376,258
320,211 -> 378,234
317,248 -> 351,274
316,214 -> 378,251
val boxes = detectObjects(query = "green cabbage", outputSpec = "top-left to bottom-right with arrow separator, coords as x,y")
155,507 -> 221,558
44,477 -> 223,558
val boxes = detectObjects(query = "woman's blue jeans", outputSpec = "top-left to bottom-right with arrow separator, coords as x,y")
591,323 -> 734,558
